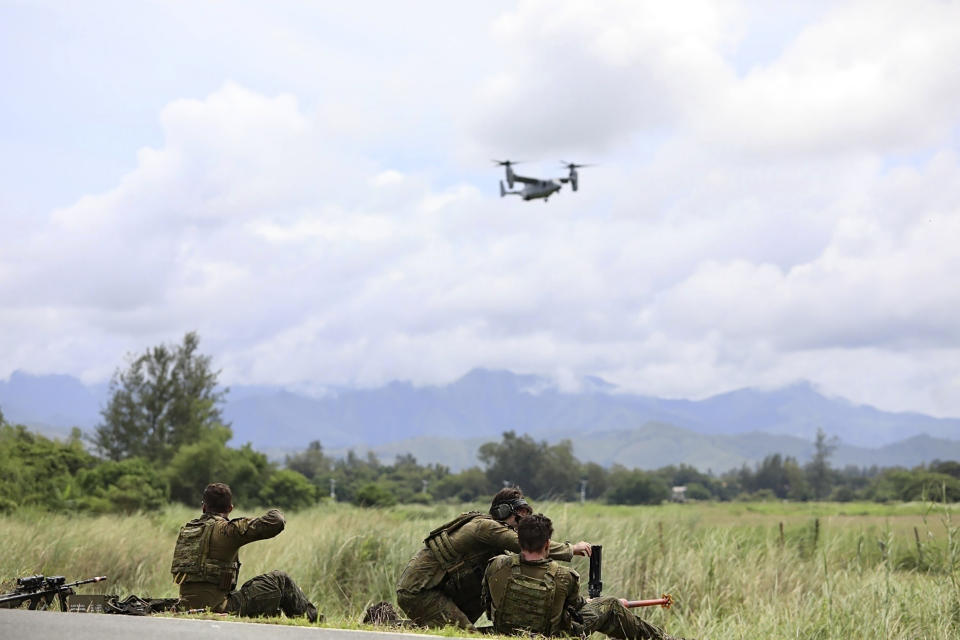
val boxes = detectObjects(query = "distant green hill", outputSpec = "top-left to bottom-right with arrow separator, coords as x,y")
333,424 -> 960,472
4,368 -> 959,470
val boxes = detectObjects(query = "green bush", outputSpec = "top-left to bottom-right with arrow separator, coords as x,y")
353,482 -> 397,507
260,469 -> 317,511
0,424 -> 96,510
605,469 -> 670,505
76,458 -> 168,512
165,428 -> 272,506
685,481 -> 712,500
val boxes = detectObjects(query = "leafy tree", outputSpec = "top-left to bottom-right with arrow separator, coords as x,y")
784,457 -> 812,501
930,460 -> 960,479
260,469 -> 318,511
76,458 -> 168,513
431,467 -> 491,501
531,439 -> 580,500
329,450 -> 384,503
478,431 -> 581,498
685,482 -> 712,500
806,428 -> 839,499
605,467 -> 670,505
478,431 -> 542,493
0,423 -> 96,510
165,427 -> 272,506
753,454 -> 789,497
378,454 -> 450,503
93,332 -> 228,463
285,440 -> 331,480
353,482 -> 397,507
581,462 -> 609,500
867,468 -> 960,502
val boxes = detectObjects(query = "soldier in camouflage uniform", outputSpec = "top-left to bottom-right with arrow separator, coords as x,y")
171,482 -> 319,622
396,488 -> 592,630
483,514 -> 689,640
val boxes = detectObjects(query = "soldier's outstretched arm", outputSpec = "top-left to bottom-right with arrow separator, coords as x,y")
474,519 -> 580,561
223,508 -> 286,544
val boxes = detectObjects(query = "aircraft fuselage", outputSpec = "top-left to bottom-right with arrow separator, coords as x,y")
521,180 -> 561,200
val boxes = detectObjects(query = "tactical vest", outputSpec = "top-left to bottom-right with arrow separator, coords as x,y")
423,511 -> 486,574
170,515 -> 240,590
493,556 -> 563,636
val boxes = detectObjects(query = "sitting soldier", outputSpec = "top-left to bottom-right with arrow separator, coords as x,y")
171,482 -> 319,622
397,487 -> 592,629
483,513 -> 690,640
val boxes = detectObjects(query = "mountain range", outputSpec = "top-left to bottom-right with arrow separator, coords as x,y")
1,368 -> 958,472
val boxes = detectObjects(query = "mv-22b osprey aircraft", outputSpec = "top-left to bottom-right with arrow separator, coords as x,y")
495,160 -> 592,202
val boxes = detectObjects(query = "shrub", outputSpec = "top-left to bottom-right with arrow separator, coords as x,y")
76,458 -> 168,512
260,469 -> 318,511
353,483 -> 397,507
606,470 -> 670,505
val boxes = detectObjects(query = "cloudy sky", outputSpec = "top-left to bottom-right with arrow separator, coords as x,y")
2,0 -> 960,418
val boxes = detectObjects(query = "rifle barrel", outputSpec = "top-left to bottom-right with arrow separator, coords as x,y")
65,576 -> 108,588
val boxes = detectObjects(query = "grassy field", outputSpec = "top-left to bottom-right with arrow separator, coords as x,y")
2,500 -> 958,639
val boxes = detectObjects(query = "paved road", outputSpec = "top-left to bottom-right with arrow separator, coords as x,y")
0,609 -> 444,640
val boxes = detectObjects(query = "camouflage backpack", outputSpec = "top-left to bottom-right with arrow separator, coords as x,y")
424,511 -> 485,574
170,515 -> 239,590
494,556 -> 562,636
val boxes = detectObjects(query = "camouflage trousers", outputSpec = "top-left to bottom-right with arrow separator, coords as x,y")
572,596 -> 672,640
224,570 -> 319,622
396,574 -> 485,630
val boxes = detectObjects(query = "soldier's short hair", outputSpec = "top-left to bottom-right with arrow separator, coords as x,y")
517,513 -> 553,552
202,482 -> 232,513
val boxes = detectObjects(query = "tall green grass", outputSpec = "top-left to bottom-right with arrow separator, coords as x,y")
1,501 -> 957,639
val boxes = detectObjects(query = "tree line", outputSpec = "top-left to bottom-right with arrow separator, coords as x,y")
1,333 -> 958,513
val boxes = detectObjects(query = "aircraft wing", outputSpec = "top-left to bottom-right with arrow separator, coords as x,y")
509,172 -> 539,185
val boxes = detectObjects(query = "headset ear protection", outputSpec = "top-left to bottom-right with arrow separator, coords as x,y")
490,497 -> 529,521
490,502 -> 514,520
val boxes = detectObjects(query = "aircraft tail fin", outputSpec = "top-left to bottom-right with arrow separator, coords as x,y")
500,180 -> 506,197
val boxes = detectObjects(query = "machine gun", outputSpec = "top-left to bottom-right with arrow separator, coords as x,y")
0,575 -> 107,611
587,545 -> 672,609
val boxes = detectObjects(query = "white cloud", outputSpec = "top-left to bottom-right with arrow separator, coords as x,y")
705,1 -> 960,155
2,1 -> 960,421
470,1 -> 739,154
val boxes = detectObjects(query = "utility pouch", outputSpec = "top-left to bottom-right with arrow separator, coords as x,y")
218,571 -> 233,591
424,512 -> 483,574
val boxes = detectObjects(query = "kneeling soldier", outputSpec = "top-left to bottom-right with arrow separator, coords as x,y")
397,488 -> 592,630
483,514 -> 689,640
171,482 -> 319,622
